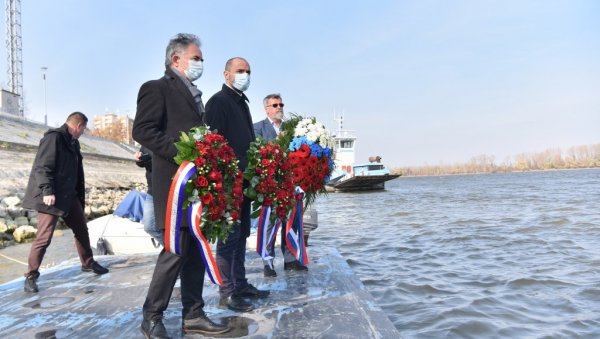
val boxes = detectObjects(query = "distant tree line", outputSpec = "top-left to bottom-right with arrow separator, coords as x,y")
392,143 -> 600,176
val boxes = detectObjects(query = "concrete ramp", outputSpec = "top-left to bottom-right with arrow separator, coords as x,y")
0,247 -> 399,338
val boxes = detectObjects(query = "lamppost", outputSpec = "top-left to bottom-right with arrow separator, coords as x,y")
41,66 -> 48,126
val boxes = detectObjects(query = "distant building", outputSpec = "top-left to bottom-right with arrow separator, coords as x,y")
92,112 -> 134,145
0,90 -> 20,116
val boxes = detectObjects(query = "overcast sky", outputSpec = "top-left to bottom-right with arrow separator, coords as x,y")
1,0 -> 598,166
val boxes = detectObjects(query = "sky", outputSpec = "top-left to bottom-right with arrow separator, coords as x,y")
1,0 -> 598,167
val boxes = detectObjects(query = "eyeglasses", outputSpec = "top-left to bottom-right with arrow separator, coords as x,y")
268,103 -> 285,108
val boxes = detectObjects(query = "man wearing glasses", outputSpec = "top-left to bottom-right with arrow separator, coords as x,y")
254,94 -> 309,277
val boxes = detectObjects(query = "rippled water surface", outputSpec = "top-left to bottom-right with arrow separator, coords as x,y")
315,169 -> 600,338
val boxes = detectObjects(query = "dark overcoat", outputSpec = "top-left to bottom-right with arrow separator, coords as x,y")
132,68 -> 203,230
22,124 -> 85,216
204,84 -> 255,171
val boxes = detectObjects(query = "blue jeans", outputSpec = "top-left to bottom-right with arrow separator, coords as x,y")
143,194 -> 163,246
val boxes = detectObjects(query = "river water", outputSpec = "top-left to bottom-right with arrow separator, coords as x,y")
314,169 -> 600,338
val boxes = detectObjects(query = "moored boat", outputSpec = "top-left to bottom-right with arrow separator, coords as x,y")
326,115 -> 400,192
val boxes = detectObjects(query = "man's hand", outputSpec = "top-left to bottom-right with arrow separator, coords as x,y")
134,151 -> 142,161
43,195 -> 55,206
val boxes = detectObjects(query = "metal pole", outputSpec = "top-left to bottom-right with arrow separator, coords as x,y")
41,66 -> 48,126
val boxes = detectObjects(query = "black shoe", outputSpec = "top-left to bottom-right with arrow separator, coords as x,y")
81,261 -> 109,275
24,275 -> 38,293
182,313 -> 229,335
218,295 -> 254,312
234,284 -> 270,298
284,261 -> 308,271
264,265 -> 277,277
140,317 -> 171,339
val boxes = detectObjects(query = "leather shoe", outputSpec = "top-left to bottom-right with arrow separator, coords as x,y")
140,317 -> 171,339
81,261 -> 109,275
234,284 -> 270,298
264,265 -> 277,277
24,275 -> 38,293
219,295 -> 254,312
182,313 -> 229,335
284,261 -> 308,271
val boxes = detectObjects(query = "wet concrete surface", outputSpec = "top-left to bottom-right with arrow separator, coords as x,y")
0,246 -> 400,338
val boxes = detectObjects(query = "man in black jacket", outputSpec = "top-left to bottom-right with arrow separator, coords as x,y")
22,112 -> 108,293
204,57 -> 269,313
132,33 -> 228,338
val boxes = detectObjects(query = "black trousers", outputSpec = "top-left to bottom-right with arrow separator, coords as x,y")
216,222 -> 249,298
142,229 -> 206,321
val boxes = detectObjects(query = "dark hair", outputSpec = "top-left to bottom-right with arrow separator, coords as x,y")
165,33 -> 201,67
66,112 -> 88,125
263,93 -> 282,106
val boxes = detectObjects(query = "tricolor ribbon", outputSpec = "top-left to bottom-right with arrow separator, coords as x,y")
164,161 -> 223,285
285,187 -> 309,265
256,206 -> 282,269
164,161 -> 196,255
189,201 -> 223,285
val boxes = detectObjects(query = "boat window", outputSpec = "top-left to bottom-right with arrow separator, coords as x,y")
368,165 -> 384,171
341,140 -> 353,148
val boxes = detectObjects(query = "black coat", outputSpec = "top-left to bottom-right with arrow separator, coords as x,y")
132,68 -> 204,230
23,124 -> 85,217
204,84 -> 255,171
135,145 -> 153,195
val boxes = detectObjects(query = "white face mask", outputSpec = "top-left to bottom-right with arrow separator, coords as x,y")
185,60 -> 203,82
233,73 -> 250,91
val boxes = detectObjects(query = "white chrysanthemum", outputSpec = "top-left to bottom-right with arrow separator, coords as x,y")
295,126 -> 308,136
306,131 -> 319,142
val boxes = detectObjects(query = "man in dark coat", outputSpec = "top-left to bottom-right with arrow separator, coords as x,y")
22,112 -> 108,293
254,94 -> 308,278
132,33 -> 228,338
204,57 -> 269,313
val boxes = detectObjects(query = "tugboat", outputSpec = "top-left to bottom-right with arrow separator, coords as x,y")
327,114 -> 400,192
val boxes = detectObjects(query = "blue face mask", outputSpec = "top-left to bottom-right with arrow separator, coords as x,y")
233,73 -> 250,92
185,60 -> 203,82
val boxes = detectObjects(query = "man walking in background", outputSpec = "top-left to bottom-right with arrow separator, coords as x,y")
133,33 -> 228,338
254,93 -> 308,277
22,112 -> 108,293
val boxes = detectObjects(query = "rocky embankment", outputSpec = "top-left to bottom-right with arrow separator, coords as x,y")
0,145 -> 146,248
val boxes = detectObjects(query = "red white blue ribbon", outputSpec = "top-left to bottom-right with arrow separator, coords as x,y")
164,161 -> 223,285
256,206 -> 282,269
285,187 -> 309,265
164,161 -> 196,255
189,201 -> 223,285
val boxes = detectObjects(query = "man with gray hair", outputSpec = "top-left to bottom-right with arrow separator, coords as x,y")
254,94 -> 308,276
133,33 -> 228,338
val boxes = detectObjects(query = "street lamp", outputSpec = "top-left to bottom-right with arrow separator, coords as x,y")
41,66 -> 48,126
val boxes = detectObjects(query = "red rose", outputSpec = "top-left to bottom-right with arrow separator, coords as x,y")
208,170 -> 222,181
195,176 -> 209,187
194,157 -> 206,168
201,193 -> 213,205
